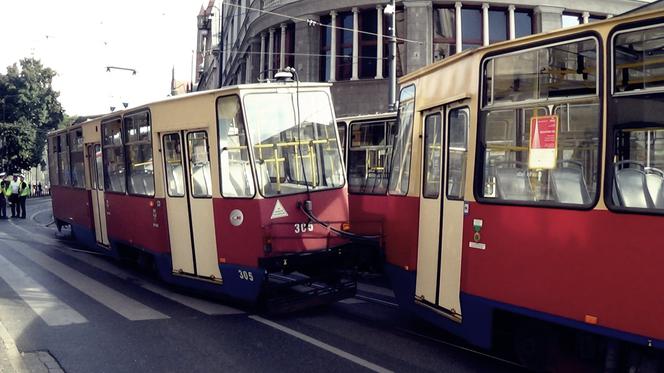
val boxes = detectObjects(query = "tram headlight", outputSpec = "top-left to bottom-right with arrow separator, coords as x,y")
341,222 -> 351,232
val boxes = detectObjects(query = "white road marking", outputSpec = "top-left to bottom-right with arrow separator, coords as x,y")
0,248 -> 87,326
356,295 -> 399,308
249,315 -> 393,373
0,315 -> 28,372
8,239 -> 169,321
66,250 -> 243,316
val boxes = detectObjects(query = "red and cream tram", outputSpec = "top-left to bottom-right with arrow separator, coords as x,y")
382,7 -> 664,368
48,81 -> 360,310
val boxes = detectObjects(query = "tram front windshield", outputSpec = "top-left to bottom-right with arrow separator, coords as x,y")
244,91 -> 344,197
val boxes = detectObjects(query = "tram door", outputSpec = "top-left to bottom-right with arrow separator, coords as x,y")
88,144 -> 110,246
162,131 -> 221,281
415,104 -> 469,319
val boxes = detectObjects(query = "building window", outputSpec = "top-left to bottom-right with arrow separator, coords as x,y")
515,10 -> 533,38
359,9 -> 378,79
489,9 -> 508,43
285,23 -> 295,69
272,30 -> 281,71
433,7 -> 456,61
337,11 -> 353,80
462,8 -> 483,50
562,13 -> 582,28
320,15 -> 332,81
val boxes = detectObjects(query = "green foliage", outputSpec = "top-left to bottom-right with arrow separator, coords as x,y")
0,57 -> 64,170
0,121 -> 36,174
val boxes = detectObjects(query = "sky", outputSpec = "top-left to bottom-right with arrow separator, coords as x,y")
0,0 -> 206,116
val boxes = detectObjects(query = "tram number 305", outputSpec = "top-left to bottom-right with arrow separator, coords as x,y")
294,223 -> 314,234
238,270 -> 254,282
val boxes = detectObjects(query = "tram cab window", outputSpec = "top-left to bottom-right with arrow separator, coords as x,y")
102,118 -> 126,193
243,91 -> 344,197
389,85 -> 416,196
610,24 -> 664,211
58,133 -> 71,186
69,129 -> 85,188
480,37 -> 600,206
348,120 -> 394,194
217,95 -> 255,198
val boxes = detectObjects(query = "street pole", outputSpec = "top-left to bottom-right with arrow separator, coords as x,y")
387,0 -> 397,111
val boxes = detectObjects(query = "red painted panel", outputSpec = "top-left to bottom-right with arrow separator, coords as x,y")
349,194 -> 420,270
214,189 -> 349,267
462,202 -> 664,340
51,186 -> 93,229
104,194 -> 170,253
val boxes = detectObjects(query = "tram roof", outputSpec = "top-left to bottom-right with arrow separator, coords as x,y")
48,81 -> 332,136
398,7 -> 664,85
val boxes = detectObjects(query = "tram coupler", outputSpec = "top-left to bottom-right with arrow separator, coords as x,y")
261,272 -> 357,314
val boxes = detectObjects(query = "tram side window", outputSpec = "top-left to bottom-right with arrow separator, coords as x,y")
422,113 -> 442,198
58,133 -> 71,186
611,24 -> 664,211
447,108 -> 469,200
124,111 -> 154,196
217,95 -> 255,198
69,130 -> 85,188
614,25 -> 664,93
480,38 -> 600,206
102,119 -> 126,193
188,131 -> 212,198
48,136 -> 59,186
348,120 -> 393,194
389,85 -> 416,196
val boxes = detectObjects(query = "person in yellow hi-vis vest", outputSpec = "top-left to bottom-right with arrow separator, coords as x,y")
18,175 -> 29,219
0,172 -> 7,219
8,175 -> 20,218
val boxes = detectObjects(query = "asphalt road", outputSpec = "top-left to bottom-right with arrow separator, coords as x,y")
0,197 -> 524,373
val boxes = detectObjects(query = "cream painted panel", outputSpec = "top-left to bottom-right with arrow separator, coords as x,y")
438,199 -> 464,316
167,196 -> 195,274
190,198 -> 221,280
415,196 -> 441,302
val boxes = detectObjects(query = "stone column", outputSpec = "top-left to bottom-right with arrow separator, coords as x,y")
352,7 -> 360,80
330,11 -> 337,82
259,33 -> 266,80
482,3 -> 490,46
267,28 -> 275,78
280,23 -> 287,69
533,6 -> 563,33
455,2 -> 463,54
376,4 -> 384,79
582,12 -> 590,24
404,1 -> 433,73
508,5 -> 516,40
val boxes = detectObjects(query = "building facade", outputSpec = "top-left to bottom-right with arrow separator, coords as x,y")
216,0 -> 650,117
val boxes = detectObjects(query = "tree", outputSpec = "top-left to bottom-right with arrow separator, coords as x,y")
0,121 -> 36,174
0,58 -> 64,168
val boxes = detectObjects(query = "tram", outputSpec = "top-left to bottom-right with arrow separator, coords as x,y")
336,113 -> 397,260
48,80 -> 361,311
382,7 -> 664,369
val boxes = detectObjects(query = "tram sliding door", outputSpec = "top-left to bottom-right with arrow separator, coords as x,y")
88,144 -> 110,247
415,104 -> 468,319
162,131 -> 221,281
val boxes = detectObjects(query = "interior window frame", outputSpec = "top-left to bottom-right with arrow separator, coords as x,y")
347,119 -> 392,195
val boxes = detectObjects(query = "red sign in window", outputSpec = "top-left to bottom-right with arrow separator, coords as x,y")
529,115 -> 558,169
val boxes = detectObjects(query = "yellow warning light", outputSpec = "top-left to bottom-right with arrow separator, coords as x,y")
584,315 -> 598,324
219,258 -> 226,263
149,201 -> 154,207
341,223 -> 351,232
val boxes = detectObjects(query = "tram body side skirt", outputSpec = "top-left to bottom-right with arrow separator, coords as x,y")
384,263 -> 664,351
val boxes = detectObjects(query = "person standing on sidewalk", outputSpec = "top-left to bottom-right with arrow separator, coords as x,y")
8,175 -> 20,218
18,175 -> 29,219
0,173 -> 7,219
